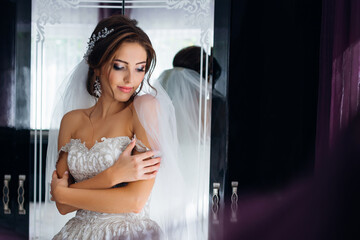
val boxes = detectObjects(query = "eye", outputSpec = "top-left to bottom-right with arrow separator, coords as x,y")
113,64 -> 124,70
136,66 -> 145,72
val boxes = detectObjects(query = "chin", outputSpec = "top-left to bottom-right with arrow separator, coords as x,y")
115,93 -> 133,103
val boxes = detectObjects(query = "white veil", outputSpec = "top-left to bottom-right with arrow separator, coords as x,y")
156,67 -> 211,239
45,60 -> 192,239
45,59 -> 95,191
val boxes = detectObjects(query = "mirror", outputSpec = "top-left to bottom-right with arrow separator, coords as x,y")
30,0 -> 214,239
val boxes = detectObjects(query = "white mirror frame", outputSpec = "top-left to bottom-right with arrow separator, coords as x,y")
30,1 -> 214,239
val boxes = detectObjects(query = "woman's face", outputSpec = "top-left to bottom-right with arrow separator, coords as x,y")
100,41 -> 147,102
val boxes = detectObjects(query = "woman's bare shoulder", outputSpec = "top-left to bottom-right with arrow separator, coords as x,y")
60,108 -> 91,135
62,109 -> 89,124
131,95 -> 159,120
133,94 -> 158,106
130,95 -> 159,132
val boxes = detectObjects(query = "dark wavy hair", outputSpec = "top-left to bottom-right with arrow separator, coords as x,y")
173,46 -> 221,81
85,15 -> 156,99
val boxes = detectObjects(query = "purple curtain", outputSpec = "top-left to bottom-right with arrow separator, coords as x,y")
316,0 -> 360,171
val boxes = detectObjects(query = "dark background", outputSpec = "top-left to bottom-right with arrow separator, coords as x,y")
210,0 -> 323,238
226,0 -> 322,192
0,0 -> 31,238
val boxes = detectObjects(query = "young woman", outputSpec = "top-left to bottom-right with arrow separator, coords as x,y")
48,15 -> 186,239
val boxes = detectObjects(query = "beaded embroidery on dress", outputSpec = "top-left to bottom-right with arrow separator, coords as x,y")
52,136 -> 162,240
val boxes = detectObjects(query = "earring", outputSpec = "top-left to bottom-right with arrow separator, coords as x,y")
94,76 -> 102,98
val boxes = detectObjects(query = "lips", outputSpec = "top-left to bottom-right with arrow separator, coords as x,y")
118,86 -> 133,93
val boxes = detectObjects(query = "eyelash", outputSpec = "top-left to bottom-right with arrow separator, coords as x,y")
136,67 -> 145,72
113,64 -> 145,72
113,64 -> 124,70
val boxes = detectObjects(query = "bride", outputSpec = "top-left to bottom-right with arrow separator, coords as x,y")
48,14 -> 187,239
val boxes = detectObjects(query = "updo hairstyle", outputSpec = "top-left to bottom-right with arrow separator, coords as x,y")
86,15 -> 156,98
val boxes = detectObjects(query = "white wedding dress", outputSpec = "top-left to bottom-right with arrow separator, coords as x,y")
52,136 -> 162,240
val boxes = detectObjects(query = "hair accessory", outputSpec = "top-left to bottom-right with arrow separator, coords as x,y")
94,76 -> 102,98
84,27 -> 114,60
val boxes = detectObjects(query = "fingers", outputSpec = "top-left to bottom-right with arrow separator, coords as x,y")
143,157 -> 161,167
136,150 -> 156,160
143,163 -> 160,174
143,170 -> 158,179
63,171 -> 69,180
123,138 -> 136,155
52,170 -> 69,180
135,157 -> 160,175
50,190 -> 54,201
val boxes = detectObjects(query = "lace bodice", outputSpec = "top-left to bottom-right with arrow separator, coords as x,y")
59,136 -> 148,182
59,136 -> 151,218
53,136 -> 162,240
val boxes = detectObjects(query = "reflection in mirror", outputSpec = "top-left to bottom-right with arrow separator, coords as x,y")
30,1 -> 214,239
156,45 -> 215,239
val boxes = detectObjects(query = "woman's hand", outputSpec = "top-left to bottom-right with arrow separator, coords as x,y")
50,170 -> 69,201
110,139 -> 161,185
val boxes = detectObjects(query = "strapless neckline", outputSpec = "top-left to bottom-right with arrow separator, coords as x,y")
69,136 -> 132,152
60,135 -> 149,184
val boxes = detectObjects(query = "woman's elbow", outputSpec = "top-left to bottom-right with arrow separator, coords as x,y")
132,208 -> 142,214
56,205 -> 68,215
132,203 -> 143,214
58,208 -> 68,215
132,198 -> 147,214
56,202 -> 72,215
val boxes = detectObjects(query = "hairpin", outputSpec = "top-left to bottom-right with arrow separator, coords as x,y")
84,27 -> 114,60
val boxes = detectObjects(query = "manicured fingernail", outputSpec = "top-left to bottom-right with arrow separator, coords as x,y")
65,171 -> 68,174
153,150 -> 161,157
131,138 -> 136,143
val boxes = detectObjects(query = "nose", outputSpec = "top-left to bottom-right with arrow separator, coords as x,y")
123,70 -> 133,84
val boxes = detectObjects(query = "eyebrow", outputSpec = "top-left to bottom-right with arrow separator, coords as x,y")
114,59 -> 146,65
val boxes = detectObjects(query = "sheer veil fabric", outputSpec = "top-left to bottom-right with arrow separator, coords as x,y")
157,67 -> 211,239
45,59 -> 191,239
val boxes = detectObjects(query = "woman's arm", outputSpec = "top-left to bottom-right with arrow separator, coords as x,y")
53,175 -> 154,213
68,140 -> 159,190
54,146 -> 159,214
52,169 -> 79,215
52,105 -> 159,214
54,111 -> 80,214
53,150 -> 157,214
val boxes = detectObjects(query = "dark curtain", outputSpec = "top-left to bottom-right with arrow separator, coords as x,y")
316,0 -> 360,170
0,1 -> 15,127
